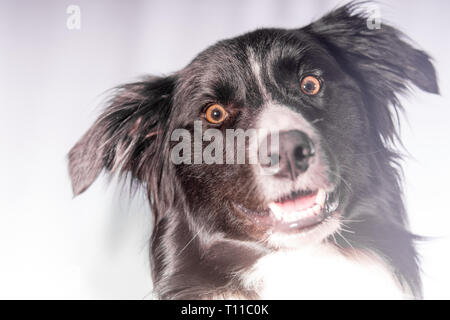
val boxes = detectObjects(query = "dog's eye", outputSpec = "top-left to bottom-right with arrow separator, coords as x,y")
205,104 -> 228,124
300,76 -> 321,96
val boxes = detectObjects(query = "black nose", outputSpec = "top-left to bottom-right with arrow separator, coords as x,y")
261,130 -> 315,180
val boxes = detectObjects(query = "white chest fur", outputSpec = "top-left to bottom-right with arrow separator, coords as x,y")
240,244 -> 409,299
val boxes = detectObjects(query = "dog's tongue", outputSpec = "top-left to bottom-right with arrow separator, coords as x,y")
274,191 -> 318,213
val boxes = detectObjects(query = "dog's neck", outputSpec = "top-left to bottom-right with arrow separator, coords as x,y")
236,244 -> 408,299
152,217 -> 409,299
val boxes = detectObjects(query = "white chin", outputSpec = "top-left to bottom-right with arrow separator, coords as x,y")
266,214 -> 341,249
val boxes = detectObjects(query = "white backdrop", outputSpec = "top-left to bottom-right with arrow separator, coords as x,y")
0,0 -> 449,299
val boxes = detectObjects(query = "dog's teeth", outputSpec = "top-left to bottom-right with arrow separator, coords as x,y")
313,204 -> 321,215
285,214 -> 296,223
294,212 -> 302,221
316,189 -> 326,206
270,200 -> 321,223
268,203 -> 283,220
286,214 -> 296,222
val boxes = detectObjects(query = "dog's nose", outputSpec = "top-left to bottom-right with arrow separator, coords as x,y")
261,130 -> 315,180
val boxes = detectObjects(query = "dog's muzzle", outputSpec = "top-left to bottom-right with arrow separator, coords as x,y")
260,130 -> 315,180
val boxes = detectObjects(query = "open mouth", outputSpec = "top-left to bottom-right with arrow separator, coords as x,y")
234,188 -> 339,233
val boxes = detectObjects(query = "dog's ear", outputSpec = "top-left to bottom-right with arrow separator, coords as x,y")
306,4 -> 439,94
304,4 -> 439,139
68,76 -> 175,196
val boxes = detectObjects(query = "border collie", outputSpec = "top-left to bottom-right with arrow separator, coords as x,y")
68,3 -> 438,299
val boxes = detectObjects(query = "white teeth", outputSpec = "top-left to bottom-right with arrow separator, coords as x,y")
285,214 -> 296,223
269,189 -> 328,223
269,202 -> 319,223
268,202 -> 284,220
312,204 -> 321,215
315,189 -> 326,207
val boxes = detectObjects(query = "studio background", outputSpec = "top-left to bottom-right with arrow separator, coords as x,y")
0,0 -> 449,299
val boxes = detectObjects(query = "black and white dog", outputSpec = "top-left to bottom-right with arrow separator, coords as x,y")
68,4 -> 438,299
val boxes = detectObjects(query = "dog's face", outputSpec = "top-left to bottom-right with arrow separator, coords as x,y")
69,6 -> 438,251
170,29 -> 368,248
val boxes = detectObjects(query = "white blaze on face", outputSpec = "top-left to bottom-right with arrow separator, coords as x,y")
256,104 -> 317,140
247,49 -> 338,247
248,49 -> 271,101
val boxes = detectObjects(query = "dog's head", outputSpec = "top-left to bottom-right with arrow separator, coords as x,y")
69,5 -> 438,252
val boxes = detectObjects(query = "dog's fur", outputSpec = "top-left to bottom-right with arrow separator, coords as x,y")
68,4 -> 438,299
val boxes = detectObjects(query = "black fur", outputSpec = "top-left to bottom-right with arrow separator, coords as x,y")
68,3 -> 438,299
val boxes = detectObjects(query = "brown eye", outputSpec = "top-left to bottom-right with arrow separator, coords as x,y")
300,76 -> 321,95
205,104 -> 228,124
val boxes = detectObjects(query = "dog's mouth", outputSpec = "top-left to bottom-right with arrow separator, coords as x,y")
234,188 -> 339,233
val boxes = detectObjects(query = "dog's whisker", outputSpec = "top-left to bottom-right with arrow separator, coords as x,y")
335,230 -> 355,251
311,118 -> 324,124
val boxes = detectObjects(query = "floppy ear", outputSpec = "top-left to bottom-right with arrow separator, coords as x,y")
304,3 -> 439,140
68,76 -> 175,196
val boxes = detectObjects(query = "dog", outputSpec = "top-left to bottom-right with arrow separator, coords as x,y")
68,3 -> 438,299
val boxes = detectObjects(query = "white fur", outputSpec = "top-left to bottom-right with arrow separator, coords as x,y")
265,215 -> 341,249
253,104 -> 333,201
240,243 -> 410,299
248,49 -> 271,101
